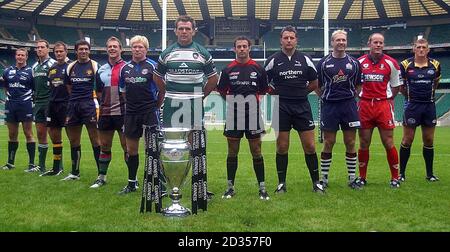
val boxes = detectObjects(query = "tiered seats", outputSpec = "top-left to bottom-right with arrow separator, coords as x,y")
429,24 -> 450,44
36,25 -> 80,44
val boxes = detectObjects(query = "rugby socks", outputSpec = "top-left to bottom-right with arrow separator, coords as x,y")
226,156 -> 238,187
98,150 -> 112,176
358,149 -> 369,179
26,142 -> 36,166
124,151 -> 128,165
38,144 -> 48,170
71,146 -> 81,176
7,141 -> 18,165
126,154 -> 139,188
252,156 -> 265,185
305,153 -> 320,183
399,144 -> 411,177
52,142 -> 63,172
423,145 -> 434,177
276,153 -> 288,184
386,146 -> 399,180
346,152 -> 357,183
320,152 -> 332,184
92,145 -> 101,173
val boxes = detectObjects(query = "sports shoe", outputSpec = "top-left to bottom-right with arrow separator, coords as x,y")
274,183 -> 287,194
259,189 -> 270,200
355,177 -> 367,187
90,178 -> 107,188
312,182 -> 325,194
320,180 -> 328,189
398,175 -> 406,182
24,164 -> 40,173
426,175 -> 439,182
61,173 -> 80,181
389,179 -> 401,188
40,169 -> 64,177
1,163 -> 15,170
222,188 -> 235,199
348,180 -> 362,190
118,185 -> 137,195
207,191 -> 214,200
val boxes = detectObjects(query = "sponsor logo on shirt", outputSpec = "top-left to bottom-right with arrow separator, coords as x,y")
142,69 -> 149,75
346,63 -> 353,70
427,70 -> 435,75
49,69 -> 57,76
125,76 -> 147,84
364,74 -> 384,82
9,82 -> 26,88
326,64 -> 334,68
193,53 -> 199,59
179,62 -> 189,68
278,70 -> 303,79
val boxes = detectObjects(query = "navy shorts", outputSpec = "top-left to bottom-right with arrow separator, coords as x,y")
124,111 -> 159,139
321,99 -> 360,131
97,115 -> 124,132
46,101 -> 68,128
223,129 -> 265,139
66,99 -> 97,126
273,99 -> 315,132
403,102 -> 436,127
5,100 -> 33,123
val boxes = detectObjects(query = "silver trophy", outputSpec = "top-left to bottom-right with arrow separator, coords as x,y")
159,128 -> 192,217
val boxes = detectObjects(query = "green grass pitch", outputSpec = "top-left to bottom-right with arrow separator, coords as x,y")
0,125 -> 449,231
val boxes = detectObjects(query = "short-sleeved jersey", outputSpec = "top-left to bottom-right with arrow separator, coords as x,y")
317,54 -> 361,102
65,59 -> 99,101
217,59 -> 268,97
1,65 -> 34,102
358,54 -> 401,99
154,41 -> 217,99
96,59 -> 126,116
400,57 -> 441,103
48,61 -> 70,103
264,50 -> 317,101
119,58 -> 158,114
32,57 -> 56,103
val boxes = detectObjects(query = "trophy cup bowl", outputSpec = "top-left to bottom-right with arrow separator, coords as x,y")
160,128 -> 192,217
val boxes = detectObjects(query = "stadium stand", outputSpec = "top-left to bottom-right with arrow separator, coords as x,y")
35,24 -> 80,44
428,24 -> 450,44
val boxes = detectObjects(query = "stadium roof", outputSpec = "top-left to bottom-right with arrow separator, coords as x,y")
0,0 -> 449,23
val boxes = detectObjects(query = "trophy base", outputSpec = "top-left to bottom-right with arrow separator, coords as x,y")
162,203 -> 191,217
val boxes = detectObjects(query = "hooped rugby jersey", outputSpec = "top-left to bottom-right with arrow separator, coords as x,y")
154,41 -> 217,99
358,53 -> 401,100
400,57 -> 441,103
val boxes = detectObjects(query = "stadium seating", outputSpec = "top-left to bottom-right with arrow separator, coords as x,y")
429,24 -> 450,44
36,24 -> 80,44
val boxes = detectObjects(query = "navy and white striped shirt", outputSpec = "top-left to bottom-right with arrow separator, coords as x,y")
1,65 -> 34,102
